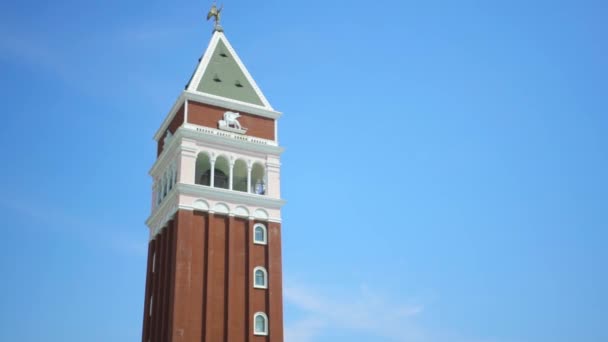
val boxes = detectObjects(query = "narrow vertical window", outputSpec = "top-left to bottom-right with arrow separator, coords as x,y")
253,312 -> 268,335
253,267 -> 268,289
253,223 -> 267,245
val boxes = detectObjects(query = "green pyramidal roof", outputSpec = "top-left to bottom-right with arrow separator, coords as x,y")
188,34 -> 267,107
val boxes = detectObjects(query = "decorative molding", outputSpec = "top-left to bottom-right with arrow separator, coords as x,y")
147,184 -> 284,237
169,204 -> 281,222
181,125 -> 284,154
149,135 -> 182,178
213,202 -> 230,214
233,206 -> 250,218
254,209 -> 269,220
163,131 -> 173,147
184,99 -> 189,123
178,183 -> 285,209
192,199 -> 210,211
218,111 -> 247,134
146,187 -> 179,239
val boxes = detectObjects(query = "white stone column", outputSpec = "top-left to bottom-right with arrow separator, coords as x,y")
210,156 -> 216,188
247,160 -> 253,193
178,146 -> 197,185
152,182 -> 158,209
229,157 -> 235,190
266,156 -> 281,198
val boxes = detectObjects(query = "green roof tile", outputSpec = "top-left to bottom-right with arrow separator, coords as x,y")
196,40 -> 264,106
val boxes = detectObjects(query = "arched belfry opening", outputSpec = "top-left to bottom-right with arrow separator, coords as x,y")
214,156 -> 230,189
251,162 -> 266,195
233,159 -> 248,192
196,153 -> 211,186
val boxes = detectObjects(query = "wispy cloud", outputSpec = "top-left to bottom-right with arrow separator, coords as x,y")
284,282 -> 426,342
284,282 -> 503,342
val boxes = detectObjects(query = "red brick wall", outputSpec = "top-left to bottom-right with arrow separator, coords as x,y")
141,210 -> 284,342
142,219 -> 178,341
188,101 -> 275,141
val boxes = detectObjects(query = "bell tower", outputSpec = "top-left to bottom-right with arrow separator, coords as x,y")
141,10 -> 285,342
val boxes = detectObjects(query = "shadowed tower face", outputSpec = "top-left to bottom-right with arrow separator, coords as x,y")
141,16 -> 286,342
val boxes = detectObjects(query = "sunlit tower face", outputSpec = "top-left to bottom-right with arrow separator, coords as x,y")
141,15 -> 286,342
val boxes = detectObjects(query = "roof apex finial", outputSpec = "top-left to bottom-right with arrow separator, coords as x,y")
206,1 -> 224,33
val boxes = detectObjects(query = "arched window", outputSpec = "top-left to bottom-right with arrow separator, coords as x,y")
251,162 -> 266,195
253,267 -> 268,289
253,312 -> 268,336
253,224 -> 267,245
195,152 -> 211,186
232,159 -> 248,192
214,156 -> 230,189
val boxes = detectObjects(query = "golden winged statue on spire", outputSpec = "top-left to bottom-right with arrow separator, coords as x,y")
206,2 -> 223,31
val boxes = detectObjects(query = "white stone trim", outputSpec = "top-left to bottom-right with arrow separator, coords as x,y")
185,122 -> 278,147
233,206 -> 250,218
179,183 -> 285,209
147,185 -> 283,238
186,31 -> 273,110
186,90 -> 282,119
182,126 -> 283,155
253,209 -> 269,221
192,199 -> 209,211
253,312 -> 269,336
274,120 -> 278,144
184,99 -> 189,122
253,266 -> 268,289
146,186 -> 179,239
253,223 -> 267,245
213,202 -> 230,214
150,128 -> 193,178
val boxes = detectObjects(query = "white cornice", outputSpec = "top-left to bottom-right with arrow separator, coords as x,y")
185,91 -> 282,119
146,187 -> 180,237
145,183 -> 285,238
178,183 -> 286,209
180,126 -> 284,155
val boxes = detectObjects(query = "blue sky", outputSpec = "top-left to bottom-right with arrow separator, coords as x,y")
0,0 -> 606,341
